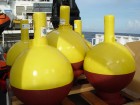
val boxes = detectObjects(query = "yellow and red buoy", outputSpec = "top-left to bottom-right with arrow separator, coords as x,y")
10,12 -> 73,105
47,6 -> 88,78
6,19 -> 29,69
84,15 -> 135,105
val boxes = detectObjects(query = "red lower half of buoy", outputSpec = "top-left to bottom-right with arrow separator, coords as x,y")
12,82 -> 73,105
71,60 -> 84,78
84,71 -> 135,105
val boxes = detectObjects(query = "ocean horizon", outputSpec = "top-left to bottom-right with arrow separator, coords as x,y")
83,32 -> 140,42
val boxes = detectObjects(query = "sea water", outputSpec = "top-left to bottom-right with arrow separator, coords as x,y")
83,32 -> 140,43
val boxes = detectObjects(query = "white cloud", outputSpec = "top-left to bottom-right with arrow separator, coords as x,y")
128,20 -> 140,28
127,20 -> 140,33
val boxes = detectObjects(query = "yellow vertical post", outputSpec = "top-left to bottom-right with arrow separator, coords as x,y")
104,15 -> 115,43
60,6 -> 70,25
20,19 -> 29,41
74,20 -> 82,35
32,12 -> 47,46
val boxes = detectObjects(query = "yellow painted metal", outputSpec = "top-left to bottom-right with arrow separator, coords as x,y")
84,39 -> 93,48
84,15 -> 135,75
31,12 -> 48,46
104,15 -> 115,43
13,19 -> 21,24
10,12 -> 73,90
74,20 -> 82,35
6,19 -> 29,66
47,6 -> 88,63
60,6 -> 69,25
74,19 -> 92,48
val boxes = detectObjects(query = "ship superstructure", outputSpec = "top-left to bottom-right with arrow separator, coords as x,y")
0,0 -> 53,29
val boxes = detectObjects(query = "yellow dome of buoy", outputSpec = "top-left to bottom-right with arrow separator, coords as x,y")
10,12 -> 73,105
6,19 -> 29,67
84,15 -> 135,75
47,6 -> 88,78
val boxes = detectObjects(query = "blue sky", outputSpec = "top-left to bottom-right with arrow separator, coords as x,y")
76,0 -> 140,34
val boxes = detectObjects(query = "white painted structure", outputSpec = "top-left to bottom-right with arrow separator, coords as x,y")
0,0 -> 53,29
92,34 -> 140,45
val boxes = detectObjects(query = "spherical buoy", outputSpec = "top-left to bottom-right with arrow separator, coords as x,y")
10,12 -> 73,105
47,6 -> 88,78
6,19 -> 29,69
84,15 -> 135,105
